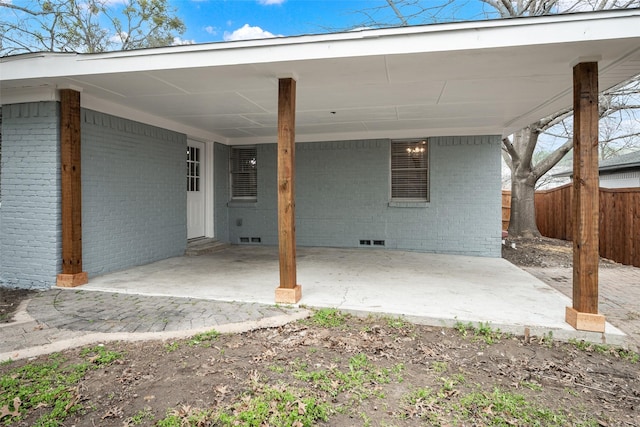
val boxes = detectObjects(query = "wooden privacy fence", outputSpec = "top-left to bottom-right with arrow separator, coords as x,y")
501,190 -> 511,231
533,184 -> 640,268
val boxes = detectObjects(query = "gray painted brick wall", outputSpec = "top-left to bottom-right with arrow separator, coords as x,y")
221,136 -> 502,257
82,109 -> 187,277
0,102 -> 61,289
214,143 -> 230,242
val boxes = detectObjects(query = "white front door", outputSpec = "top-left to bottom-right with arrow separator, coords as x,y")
187,140 -> 205,239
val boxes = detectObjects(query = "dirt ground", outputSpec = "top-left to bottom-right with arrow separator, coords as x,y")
0,287 -> 32,324
1,239 -> 639,426
501,235 -> 620,269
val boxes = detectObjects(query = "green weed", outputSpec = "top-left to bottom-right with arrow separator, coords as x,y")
520,380 -> 543,391
269,364 -> 286,374
80,345 -> 122,366
540,331 -> 554,347
456,388 -> 569,426
164,341 -> 180,352
293,353 -> 391,401
400,387 -> 441,423
188,329 -> 220,347
454,321 -> 504,344
431,361 -> 448,373
385,316 -> 410,330
124,407 -> 153,425
305,308 -> 347,328
157,386 -> 329,427
569,339 -> 639,363
0,346 -> 122,426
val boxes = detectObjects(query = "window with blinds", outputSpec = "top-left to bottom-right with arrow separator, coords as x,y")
391,139 -> 429,201
230,146 -> 257,200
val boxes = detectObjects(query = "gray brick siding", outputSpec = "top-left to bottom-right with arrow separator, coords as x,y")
0,102 -> 61,289
214,143 -> 230,242
82,109 -> 186,277
221,136 -> 502,257
0,104 -> 187,289
1,101 -> 499,291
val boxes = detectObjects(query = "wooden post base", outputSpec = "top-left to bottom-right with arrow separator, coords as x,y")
275,285 -> 302,304
56,272 -> 88,288
565,306 -> 605,333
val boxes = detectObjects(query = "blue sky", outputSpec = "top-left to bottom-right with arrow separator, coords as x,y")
173,0 -> 487,44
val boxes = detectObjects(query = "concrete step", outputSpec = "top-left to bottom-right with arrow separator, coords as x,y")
185,238 -> 230,256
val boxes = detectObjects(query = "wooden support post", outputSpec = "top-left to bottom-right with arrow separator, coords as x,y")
275,77 -> 302,304
57,89 -> 88,288
566,62 -> 605,332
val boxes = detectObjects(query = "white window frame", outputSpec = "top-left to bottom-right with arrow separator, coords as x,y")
230,146 -> 257,201
390,139 -> 429,202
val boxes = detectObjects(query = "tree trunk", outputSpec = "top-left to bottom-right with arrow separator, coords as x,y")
508,177 -> 540,238
506,128 -> 541,238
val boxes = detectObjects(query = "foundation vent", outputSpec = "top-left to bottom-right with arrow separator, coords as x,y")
240,237 -> 262,244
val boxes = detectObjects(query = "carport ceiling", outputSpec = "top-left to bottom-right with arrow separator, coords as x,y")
2,9 -> 640,145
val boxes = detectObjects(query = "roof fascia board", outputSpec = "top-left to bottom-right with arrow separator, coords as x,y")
599,163 -> 640,172
2,10 -> 640,81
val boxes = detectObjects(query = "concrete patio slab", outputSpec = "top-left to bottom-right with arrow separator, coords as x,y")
83,246 -> 626,345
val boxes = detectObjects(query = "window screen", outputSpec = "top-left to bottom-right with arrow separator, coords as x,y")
230,146 -> 257,199
391,139 -> 429,201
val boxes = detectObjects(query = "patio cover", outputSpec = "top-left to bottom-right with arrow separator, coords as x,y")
1,9 -> 640,145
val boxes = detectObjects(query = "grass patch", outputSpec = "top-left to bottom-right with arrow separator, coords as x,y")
431,361 -> 448,373
157,385 -> 329,427
79,344 -> 122,366
568,339 -> 639,363
304,308 -> 347,328
293,353 -> 392,402
454,321 -> 505,344
384,316 -> 411,330
164,341 -> 180,352
456,388 -> 571,426
124,407 -> 154,425
188,329 -> 220,347
0,346 -> 122,426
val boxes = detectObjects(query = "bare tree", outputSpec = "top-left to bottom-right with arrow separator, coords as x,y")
483,0 -> 640,237
355,0 -> 640,238
496,75 -> 640,235
352,0 -> 460,28
0,0 -> 186,55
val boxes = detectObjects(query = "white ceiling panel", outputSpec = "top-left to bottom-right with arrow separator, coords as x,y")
296,107 -> 398,125
150,65 -> 277,94
168,114 -> 262,129
439,77 -> 567,105
67,72 -> 184,97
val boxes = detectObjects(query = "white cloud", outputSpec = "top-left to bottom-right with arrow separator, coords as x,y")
172,37 -> 195,46
258,0 -> 286,5
101,0 -> 129,6
109,31 -> 127,44
205,26 -> 217,35
223,24 -> 282,41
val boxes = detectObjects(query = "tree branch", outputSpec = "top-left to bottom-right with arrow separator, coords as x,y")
532,138 -> 573,179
